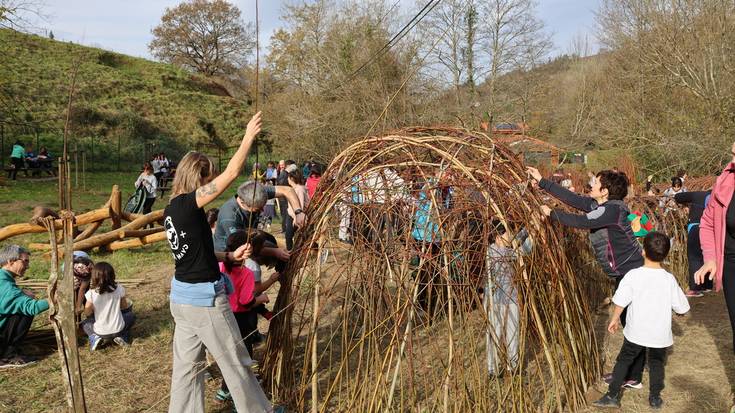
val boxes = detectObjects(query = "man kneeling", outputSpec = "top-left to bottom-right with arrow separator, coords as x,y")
0,245 -> 50,368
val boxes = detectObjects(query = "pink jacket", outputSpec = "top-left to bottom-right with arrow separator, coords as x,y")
699,163 -> 735,291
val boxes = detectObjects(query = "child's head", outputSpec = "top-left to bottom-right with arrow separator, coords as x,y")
224,229 -> 263,271
206,208 -> 219,229
671,177 -> 683,189
490,218 -> 510,244
91,262 -> 117,294
643,231 -> 670,263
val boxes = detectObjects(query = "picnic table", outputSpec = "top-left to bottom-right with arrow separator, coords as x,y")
4,158 -> 56,178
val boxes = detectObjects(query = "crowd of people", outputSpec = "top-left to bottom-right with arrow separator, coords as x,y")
5,112 -> 735,412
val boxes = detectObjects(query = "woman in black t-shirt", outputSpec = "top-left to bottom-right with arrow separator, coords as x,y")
164,112 -> 277,413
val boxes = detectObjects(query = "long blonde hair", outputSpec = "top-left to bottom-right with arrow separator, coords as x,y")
170,151 -> 215,200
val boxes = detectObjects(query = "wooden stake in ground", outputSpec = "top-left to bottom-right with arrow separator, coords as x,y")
46,51 -> 88,413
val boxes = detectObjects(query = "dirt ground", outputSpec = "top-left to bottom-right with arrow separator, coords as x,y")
581,292 -> 735,413
1,255 -> 734,412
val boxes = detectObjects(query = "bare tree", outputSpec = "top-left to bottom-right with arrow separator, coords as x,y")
480,0 -> 547,125
0,0 -> 47,31
149,0 -> 255,76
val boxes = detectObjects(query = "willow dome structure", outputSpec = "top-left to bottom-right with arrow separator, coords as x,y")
263,127 -> 607,412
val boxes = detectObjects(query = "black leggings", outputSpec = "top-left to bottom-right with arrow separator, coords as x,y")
723,260 -> 735,352
7,157 -> 23,180
220,310 -> 258,393
688,226 -> 712,291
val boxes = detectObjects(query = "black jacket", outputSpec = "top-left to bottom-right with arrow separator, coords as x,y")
539,178 -> 643,278
674,190 -> 711,224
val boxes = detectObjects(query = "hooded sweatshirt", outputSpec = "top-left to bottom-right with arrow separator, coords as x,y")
699,163 -> 735,291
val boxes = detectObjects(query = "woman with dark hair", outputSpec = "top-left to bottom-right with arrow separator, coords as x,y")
163,112 -> 278,412
135,162 -> 158,215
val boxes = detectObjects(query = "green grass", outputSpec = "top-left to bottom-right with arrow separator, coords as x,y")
0,29 -> 253,168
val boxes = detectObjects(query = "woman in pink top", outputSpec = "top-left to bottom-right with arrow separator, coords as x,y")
306,163 -> 322,198
696,141 -> 735,353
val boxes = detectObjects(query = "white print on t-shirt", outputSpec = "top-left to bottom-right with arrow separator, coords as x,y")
165,216 -> 179,250
165,216 -> 190,260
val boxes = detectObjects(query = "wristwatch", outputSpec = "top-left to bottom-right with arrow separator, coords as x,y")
294,208 -> 304,215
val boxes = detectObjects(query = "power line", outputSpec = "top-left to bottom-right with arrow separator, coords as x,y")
333,0 -> 443,91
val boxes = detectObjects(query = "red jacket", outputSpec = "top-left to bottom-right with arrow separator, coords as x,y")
699,163 -> 735,291
306,175 -> 321,198
219,262 -> 255,313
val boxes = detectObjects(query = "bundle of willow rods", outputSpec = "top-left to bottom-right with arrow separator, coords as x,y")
263,128 -> 607,412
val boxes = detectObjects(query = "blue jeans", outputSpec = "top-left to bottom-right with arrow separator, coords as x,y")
80,307 -> 136,342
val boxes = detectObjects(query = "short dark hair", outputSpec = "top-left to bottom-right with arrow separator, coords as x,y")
671,177 -> 682,188
596,170 -> 629,200
288,168 -> 305,185
224,229 -> 263,272
490,218 -> 509,241
643,231 -> 670,262
206,208 -> 219,227
91,262 -> 117,294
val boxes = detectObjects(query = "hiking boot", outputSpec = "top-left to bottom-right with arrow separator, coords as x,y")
622,380 -> 643,389
89,334 -> 102,351
215,389 -> 232,402
0,354 -> 37,369
592,393 -> 621,408
649,395 -> 663,409
113,337 -> 129,347
685,289 -> 704,298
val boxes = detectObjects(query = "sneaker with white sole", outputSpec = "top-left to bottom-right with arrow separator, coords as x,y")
602,373 -> 642,389
623,380 -> 643,389
89,334 -> 102,351
113,337 -> 129,347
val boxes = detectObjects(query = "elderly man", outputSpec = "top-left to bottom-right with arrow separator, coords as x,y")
213,181 -> 306,254
0,245 -> 49,368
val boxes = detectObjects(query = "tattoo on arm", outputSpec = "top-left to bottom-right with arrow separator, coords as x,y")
197,182 -> 217,197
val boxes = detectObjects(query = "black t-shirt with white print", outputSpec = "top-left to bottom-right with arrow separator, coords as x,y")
164,191 -> 220,283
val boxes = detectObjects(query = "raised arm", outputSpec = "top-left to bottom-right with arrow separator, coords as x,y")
195,112 -> 262,208
527,167 -> 597,212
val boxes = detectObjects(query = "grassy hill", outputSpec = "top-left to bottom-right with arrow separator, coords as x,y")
0,29 -> 252,169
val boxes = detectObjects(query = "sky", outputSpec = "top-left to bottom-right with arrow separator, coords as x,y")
38,0 -> 602,59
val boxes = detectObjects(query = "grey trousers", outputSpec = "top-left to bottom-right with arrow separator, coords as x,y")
169,294 -> 271,413
486,300 -> 520,375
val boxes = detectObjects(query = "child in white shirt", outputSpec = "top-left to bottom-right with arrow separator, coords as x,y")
81,262 -> 135,351
594,231 -> 689,409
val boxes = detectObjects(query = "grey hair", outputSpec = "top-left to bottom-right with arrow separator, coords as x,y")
0,245 -> 29,266
237,181 -> 268,210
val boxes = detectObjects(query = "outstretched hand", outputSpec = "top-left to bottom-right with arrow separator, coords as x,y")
694,260 -> 717,285
540,205 -> 552,217
526,167 -> 542,183
242,111 -> 262,146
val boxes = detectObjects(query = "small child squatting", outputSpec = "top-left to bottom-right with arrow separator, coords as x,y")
593,232 -> 690,409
